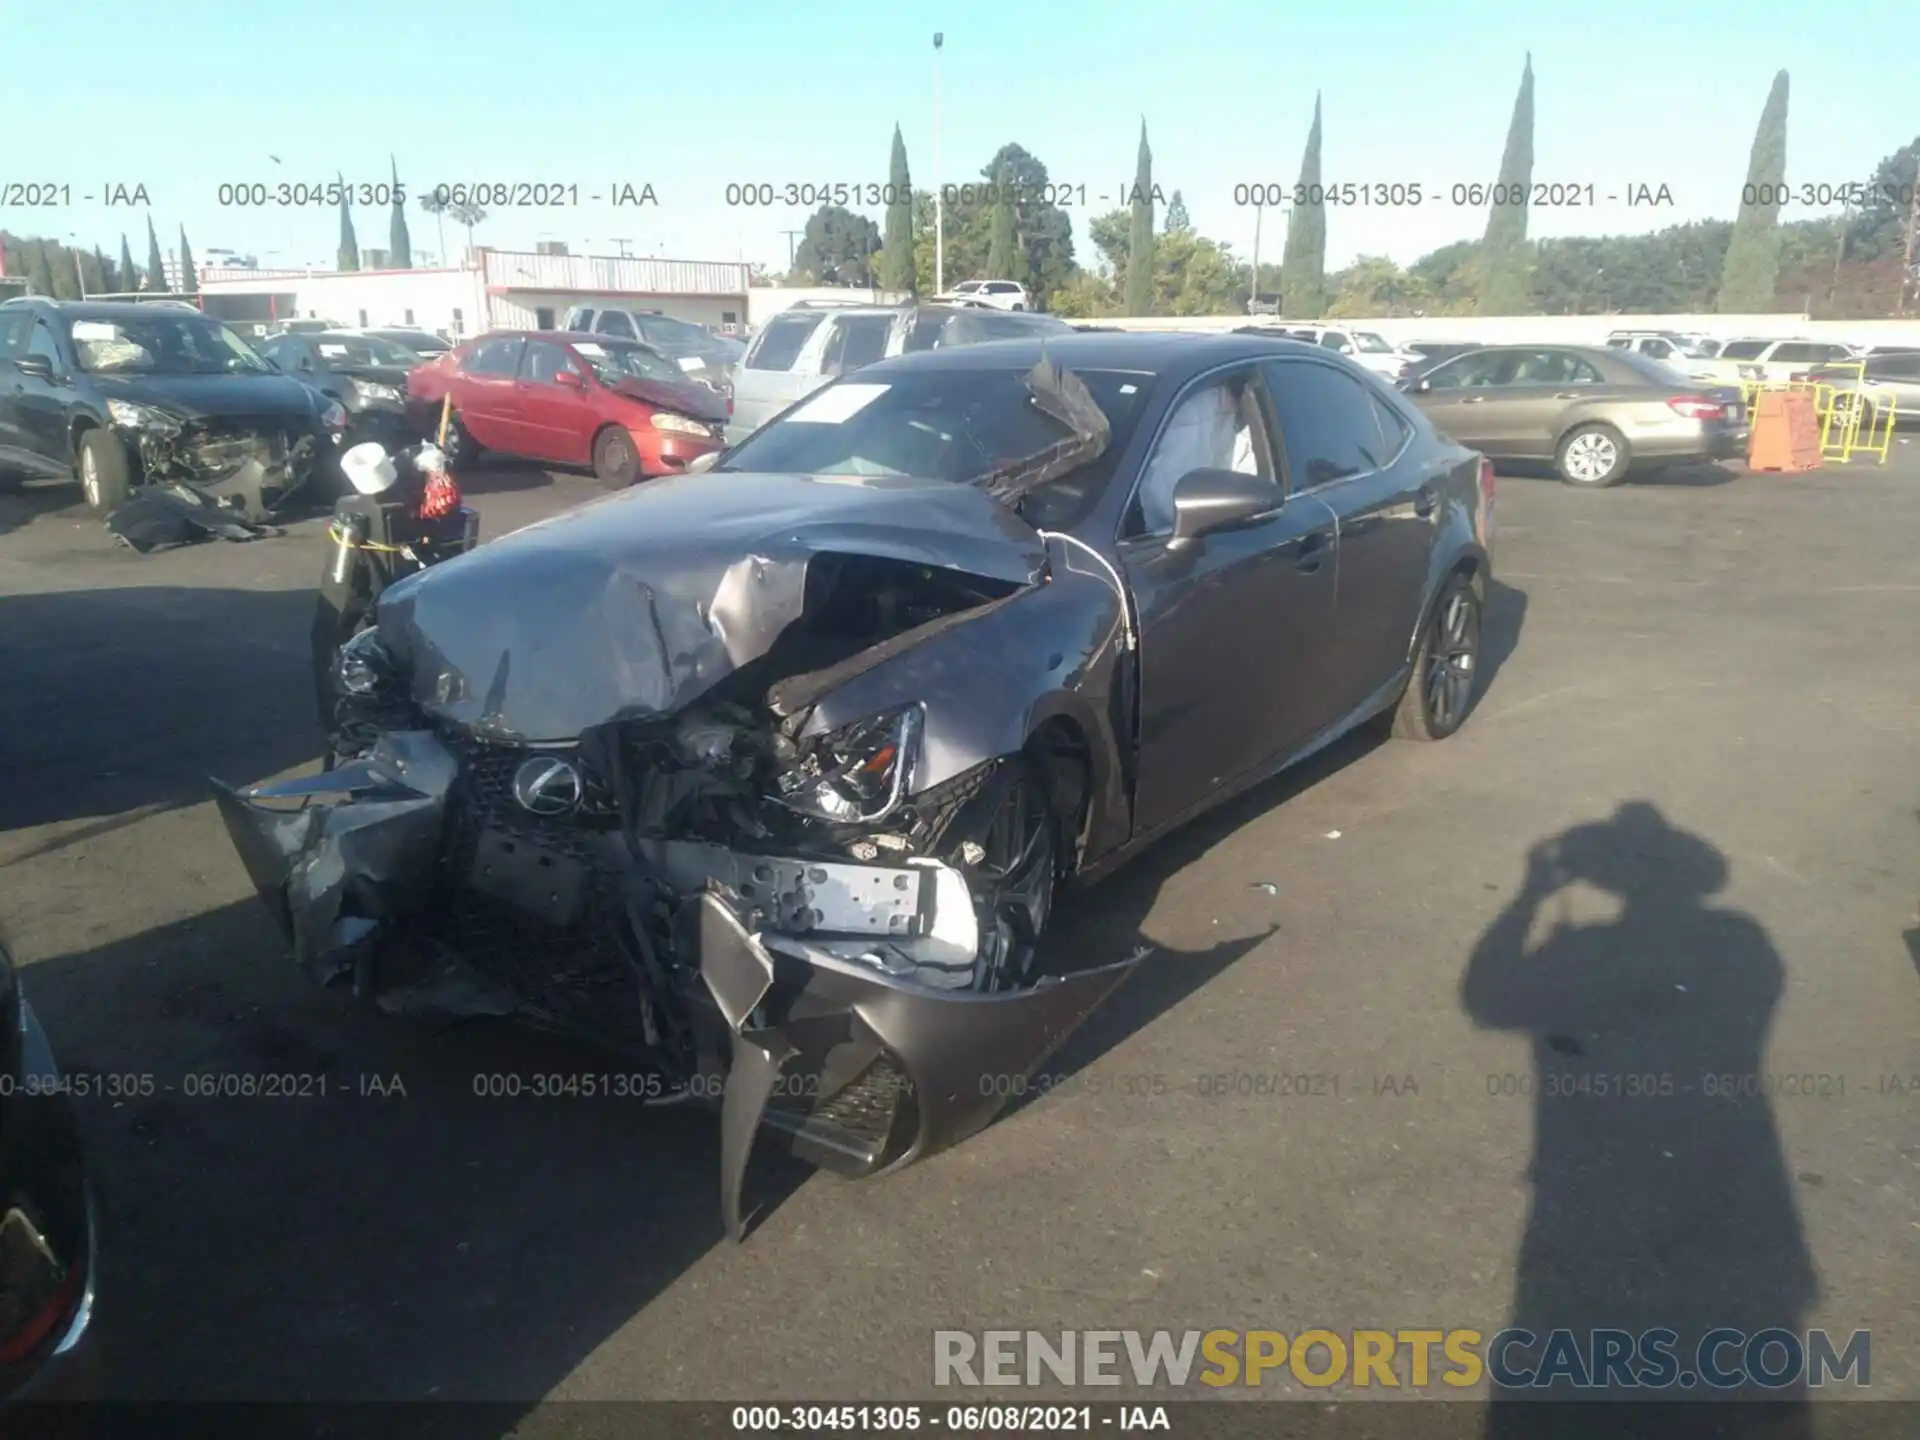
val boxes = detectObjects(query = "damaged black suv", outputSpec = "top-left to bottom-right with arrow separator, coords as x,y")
0,298 -> 348,520
215,332 -> 1496,1239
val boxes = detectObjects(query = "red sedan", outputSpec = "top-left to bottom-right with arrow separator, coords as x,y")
407,330 -> 730,488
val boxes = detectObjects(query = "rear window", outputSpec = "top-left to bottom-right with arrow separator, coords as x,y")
1611,350 -> 1696,387
1720,340 -> 1768,360
746,312 -> 825,371
1769,343 -> 1823,363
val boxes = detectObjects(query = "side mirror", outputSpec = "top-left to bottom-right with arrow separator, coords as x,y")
14,355 -> 54,381
1167,468 -> 1281,550
1409,377 -> 1432,394
555,369 -> 586,390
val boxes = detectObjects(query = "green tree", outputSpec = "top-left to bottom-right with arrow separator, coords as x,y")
178,226 -> 199,294
1047,269 -> 1115,318
338,174 -> 361,271
388,156 -> 413,268
25,241 -> 56,297
145,217 -> 167,292
1325,255 -> 1437,317
89,246 -> 111,294
974,143 -> 1075,307
1164,190 -> 1192,234
1087,208 -> 1130,273
1717,70 -> 1790,313
793,204 -> 881,284
1125,120 -> 1157,315
1152,228 -> 1242,315
1280,93 -> 1327,318
878,124 -> 916,293
986,166 -> 1021,280
118,233 -> 138,293
1478,54 -> 1536,315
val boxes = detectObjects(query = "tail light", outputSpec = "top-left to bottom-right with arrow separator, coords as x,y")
1666,396 -> 1725,420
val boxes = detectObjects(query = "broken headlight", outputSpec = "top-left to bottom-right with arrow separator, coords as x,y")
106,399 -> 183,435
774,706 -> 923,825
334,626 -> 395,698
347,379 -> 403,408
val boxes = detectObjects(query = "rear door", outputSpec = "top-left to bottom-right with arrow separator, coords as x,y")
1477,348 -> 1616,457
14,317 -> 72,468
0,309 -> 35,466
1410,349 -> 1527,453
817,313 -> 892,379
1264,357 -> 1434,721
453,335 -> 528,450
729,310 -> 829,438
515,339 -> 597,464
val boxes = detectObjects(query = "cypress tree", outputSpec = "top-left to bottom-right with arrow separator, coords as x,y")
880,124 -> 916,292
25,241 -> 56,297
1164,190 -> 1192,233
1717,71 -> 1790,313
119,234 -> 138,293
338,175 -> 361,271
145,217 -> 168,292
389,156 -> 413,267
1280,93 -> 1328,318
178,227 -> 199,294
987,169 -> 1018,279
91,246 -> 110,294
1125,119 -> 1157,316
1478,54 -> 1536,315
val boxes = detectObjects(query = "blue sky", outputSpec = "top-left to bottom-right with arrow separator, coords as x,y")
1,0 -> 1905,275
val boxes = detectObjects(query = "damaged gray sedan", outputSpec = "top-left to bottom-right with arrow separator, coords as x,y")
214,332 -> 1496,1237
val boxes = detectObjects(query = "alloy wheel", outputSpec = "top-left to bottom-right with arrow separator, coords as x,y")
1564,432 -> 1618,482
1423,590 -> 1480,732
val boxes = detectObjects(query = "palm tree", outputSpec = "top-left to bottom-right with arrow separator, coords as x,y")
417,187 -> 450,266
448,202 -> 488,259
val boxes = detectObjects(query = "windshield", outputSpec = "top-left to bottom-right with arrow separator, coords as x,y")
566,339 -> 686,386
69,314 -> 275,375
1353,332 -> 1395,353
313,335 -> 419,367
1720,340 -> 1768,360
716,364 -> 1153,524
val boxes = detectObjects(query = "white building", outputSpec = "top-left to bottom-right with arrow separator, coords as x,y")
196,248 -> 752,339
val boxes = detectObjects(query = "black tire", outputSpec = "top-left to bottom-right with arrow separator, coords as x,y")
1555,422 -> 1630,487
592,426 -> 641,490
1391,574 -> 1483,742
964,756 -> 1061,992
441,411 -> 482,469
77,427 -> 133,516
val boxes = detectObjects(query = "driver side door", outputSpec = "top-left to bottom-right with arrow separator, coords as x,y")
1119,363 -> 1341,840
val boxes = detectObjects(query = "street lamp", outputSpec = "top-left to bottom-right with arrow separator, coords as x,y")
933,31 -> 944,296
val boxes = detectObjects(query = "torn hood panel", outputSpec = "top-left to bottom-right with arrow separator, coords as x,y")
375,470 -> 1049,742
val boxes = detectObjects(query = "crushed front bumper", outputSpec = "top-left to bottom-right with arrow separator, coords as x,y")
211,732 -> 1142,1239
126,418 -> 329,521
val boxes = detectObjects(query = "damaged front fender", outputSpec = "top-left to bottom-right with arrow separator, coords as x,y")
684,891 -> 1141,1241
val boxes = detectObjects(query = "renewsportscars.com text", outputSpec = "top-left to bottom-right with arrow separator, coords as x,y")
933,1327 -> 1870,1391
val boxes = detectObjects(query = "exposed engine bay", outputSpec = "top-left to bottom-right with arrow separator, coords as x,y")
126,418 -> 324,521
215,484 -> 1142,1238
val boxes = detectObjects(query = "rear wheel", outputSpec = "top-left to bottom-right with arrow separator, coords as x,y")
1555,423 -> 1629,487
78,428 -> 133,516
592,426 -> 641,489
1391,574 -> 1482,741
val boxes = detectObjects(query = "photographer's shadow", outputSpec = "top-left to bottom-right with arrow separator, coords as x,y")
1461,802 -> 1818,1436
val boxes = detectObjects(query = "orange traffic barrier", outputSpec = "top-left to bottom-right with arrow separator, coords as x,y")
1747,389 -> 1822,473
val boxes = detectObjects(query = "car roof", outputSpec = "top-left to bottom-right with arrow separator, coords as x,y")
857,329 -> 1328,380
3,298 -> 216,321
469,328 -> 672,354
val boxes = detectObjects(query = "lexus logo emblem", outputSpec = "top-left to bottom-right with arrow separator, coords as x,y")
512,757 -> 583,816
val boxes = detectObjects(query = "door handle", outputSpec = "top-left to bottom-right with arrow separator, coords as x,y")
1552,391 -> 1583,399
1463,394 -> 1489,404
1295,532 -> 1330,574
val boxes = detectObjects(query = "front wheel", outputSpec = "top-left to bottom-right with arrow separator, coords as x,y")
78,428 -> 133,516
1555,423 -> 1629,487
1391,574 -> 1482,742
440,410 -> 483,470
592,426 -> 641,489
965,758 -> 1061,992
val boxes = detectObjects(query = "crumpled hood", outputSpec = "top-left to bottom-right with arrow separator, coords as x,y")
92,371 -> 324,419
604,375 -> 729,424
374,470 -> 1048,742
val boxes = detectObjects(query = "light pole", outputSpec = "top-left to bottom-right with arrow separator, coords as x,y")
933,31 -> 944,296
1247,203 -> 1262,315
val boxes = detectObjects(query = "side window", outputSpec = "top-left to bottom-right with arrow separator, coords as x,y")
1818,344 -> 1853,362
1318,332 -> 1348,351
823,315 -> 891,373
1720,340 -> 1767,360
27,320 -> 63,368
1769,342 -> 1816,363
1368,390 -> 1414,458
595,311 -> 637,340
566,308 -> 592,332
0,311 -> 31,358
521,341 -> 578,385
1263,359 -> 1393,487
1605,337 -> 1630,349
746,312 -> 825,371
640,317 -> 705,350
1874,354 -> 1920,378
1423,350 -> 1516,390
1128,367 -> 1274,538
462,336 -> 525,376
1641,338 -> 1673,359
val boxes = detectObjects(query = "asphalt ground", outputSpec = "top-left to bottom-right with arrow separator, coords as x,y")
0,444 -> 1914,1421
